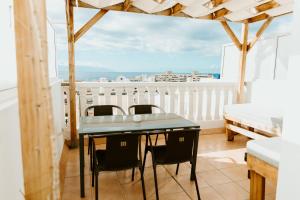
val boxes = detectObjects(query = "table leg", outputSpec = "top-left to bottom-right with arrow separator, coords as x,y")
79,134 -> 85,197
191,130 -> 200,181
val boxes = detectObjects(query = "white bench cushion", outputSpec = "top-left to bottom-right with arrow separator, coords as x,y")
247,137 -> 283,167
224,103 -> 283,136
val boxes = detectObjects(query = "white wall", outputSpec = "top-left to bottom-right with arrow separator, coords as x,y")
221,34 -> 291,81
276,1 -> 300,199
0,88 -> 24,200
50,79 -> 65,161
0,0 -> 17,87
0,1 -> 24,199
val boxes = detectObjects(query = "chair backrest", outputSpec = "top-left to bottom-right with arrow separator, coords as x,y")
105,134 -> 139,170
128,104 -> 164,115
85,105 -> 125,116
163,129 -> 199,164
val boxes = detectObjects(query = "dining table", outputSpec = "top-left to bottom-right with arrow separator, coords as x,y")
78,113 -> 200,197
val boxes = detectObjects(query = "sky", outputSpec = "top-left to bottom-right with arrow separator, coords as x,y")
46,0 -> 293,73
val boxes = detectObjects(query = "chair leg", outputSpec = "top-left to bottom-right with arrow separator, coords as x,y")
95,171 -> 99,200
152,163 -> 159,200
131,167 -> 135,181
176,163 -> 180,175
139,166 -> 146,200
142,136 -> 149,176
92,167 -> 95,187
90,141 -> 93,171
193,172 -> 201,200
155,134 -> 159,145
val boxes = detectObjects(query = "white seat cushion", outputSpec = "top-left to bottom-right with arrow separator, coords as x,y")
247,137 -> 284,167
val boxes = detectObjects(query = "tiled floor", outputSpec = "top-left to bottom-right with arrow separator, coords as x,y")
62,133 -> 277,200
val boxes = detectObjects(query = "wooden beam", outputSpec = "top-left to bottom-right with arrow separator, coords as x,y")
212,0 -> 230,7
248,17 -> 273,50
213,8 -> 230,20
66,0 -> 77,147
237,22 -> 249,103
220,21 -> 242,50
14,0 -> 59,199
74,9 -> 108,42
255,0 -> 280,13
171,3 -> 184,16
247,13 -> 270,23
123,0 -> 132,11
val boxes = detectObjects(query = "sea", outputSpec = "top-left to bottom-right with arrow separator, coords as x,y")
58,70 -> 159,81
58,66 -> 220,81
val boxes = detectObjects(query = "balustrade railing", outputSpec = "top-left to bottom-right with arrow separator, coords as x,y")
62,81 -> 237,131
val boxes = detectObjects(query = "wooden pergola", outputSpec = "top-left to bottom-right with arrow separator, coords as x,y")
65,0 -> 293,146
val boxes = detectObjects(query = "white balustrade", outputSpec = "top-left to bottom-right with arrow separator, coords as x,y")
62,81 -> 237,129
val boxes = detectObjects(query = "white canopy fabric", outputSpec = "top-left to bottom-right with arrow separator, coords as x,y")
76,0 -> 294,22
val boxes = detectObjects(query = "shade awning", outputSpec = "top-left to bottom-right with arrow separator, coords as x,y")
73,0 -> 294,23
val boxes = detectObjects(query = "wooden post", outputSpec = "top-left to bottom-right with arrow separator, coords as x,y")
250,170 -> 266,200
224,119 -> 234,141
237,22 -> 249,103
66,0 -> 77,147
14,0 -> 60,199
248,18 -> 273,50
220,21 -> 242,50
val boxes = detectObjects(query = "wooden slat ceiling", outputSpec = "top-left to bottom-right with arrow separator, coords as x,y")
71,0 -> 293,23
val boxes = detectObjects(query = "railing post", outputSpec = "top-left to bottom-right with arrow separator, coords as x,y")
115,87 -> 123,114
214,86 -> 221,120
138,86 -> 146,104
103,87 -> 111,105
147,86 -> 156,105
196,87 -> 204,121
206,86 -> 212,120
159,86 -> 167,112
127,87 -> 135,108
178,86 -> 185,116
188,85 -> 194,120
168,86 -> 177,113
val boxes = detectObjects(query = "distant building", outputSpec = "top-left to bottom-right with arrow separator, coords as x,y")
155,71 -> 215,82
155,71 -> 186,82
99,77 -> 108,82
115,75 -> 129,82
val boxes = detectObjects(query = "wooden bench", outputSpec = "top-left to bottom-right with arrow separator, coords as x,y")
246,138 -> 282,200
224,104 -> 282,141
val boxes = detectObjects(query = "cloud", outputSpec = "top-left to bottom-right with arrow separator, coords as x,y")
67,11 -> 229,55
46,0 -> 293,72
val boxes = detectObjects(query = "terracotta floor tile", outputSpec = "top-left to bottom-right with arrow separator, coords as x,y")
149,191 -> 190,200
199,187 -> 224,200
175,173 -> 209,199
212,182 -> 249,200
198,170 -> 231,186
195,157 -> 216,172
220,166 -> 248,182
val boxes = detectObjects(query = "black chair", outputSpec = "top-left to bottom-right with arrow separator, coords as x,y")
128,104 -> 165,145
92,133 -> 146,200
85,105 -> 126,171
146,129 -> 201,200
